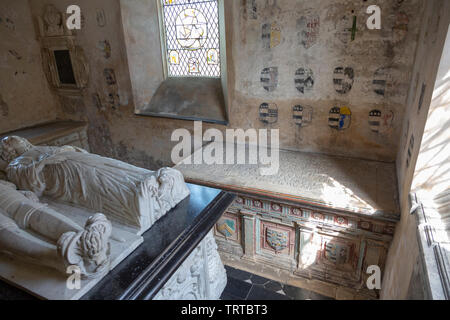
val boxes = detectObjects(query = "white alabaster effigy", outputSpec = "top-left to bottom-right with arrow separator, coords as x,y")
0,136 -> 191,299
0,180 -> 112,279
2,136 -> 190,235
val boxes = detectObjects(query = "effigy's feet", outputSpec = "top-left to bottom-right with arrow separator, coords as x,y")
57,213 -> 112,279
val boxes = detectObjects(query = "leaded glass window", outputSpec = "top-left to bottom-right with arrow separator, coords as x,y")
161,0 -> 221,78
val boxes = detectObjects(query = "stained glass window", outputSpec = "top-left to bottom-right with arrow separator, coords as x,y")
161,0 -> 221,77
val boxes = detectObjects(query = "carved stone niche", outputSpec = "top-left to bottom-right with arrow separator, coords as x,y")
36,4 -> 89,96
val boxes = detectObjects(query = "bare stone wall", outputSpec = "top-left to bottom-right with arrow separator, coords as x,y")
381,0 -> 450,300
0,0 -> 61,133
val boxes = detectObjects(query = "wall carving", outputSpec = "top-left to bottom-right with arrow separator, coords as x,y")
154,231 -> 227,300
36,4 -> 89,96
215,195 -> 396,297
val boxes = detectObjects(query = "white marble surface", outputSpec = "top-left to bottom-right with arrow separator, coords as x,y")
154,231 -> 227,300
0,136 -> 192,299
0,199 -> 143,300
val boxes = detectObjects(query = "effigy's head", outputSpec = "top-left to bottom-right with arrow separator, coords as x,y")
0,136 -> 34,164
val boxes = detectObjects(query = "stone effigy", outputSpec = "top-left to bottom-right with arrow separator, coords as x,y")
1,136 -> 190,235
0,136 -> 191,299
0,180 -> 111,279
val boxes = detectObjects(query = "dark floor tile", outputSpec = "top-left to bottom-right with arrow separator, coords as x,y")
263,280 -> 283,292
225,265 -> 252,282
222,276 -> 252,299
220,292 -> 242,300
223,265 -> 335,301
0,282 -> 34,300
246,285 -> 291,300
250,274 -> 270,285
283,284 -> 312,300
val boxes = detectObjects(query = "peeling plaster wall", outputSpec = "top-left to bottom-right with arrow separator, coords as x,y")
122,0 -> 424,164
28,0 -> 137,161
228,0 -> 422,162
0,0 -> 61,134
22,0 -> 425,169
380,0 -> 450,300
27,0 -> 232,169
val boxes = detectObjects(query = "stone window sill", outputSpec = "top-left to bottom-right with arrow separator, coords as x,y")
135,77 -> 228,125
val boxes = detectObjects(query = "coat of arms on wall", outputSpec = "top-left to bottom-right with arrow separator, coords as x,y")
262,22 -> 281,49
297,14 -> 320,49
217,218 -> 236,238
266,228 -> 288,252
261,67 -> 279,92
328,106 -> 351,130
293,105 -> 313,127
369,109 -> 394,134
333,67 -> 354,94
294,68 -> 314,94
259,103 -> 278,124
325,242 -> 349,265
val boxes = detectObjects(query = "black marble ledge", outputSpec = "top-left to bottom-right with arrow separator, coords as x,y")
0,184 -> 235,300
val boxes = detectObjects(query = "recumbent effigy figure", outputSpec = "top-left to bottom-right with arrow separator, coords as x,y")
1,136 -> 190,234
0,136 -> 190,279
0,179 -> 112,279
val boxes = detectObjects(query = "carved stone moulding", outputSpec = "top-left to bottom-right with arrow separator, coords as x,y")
36,4 -> 72,38
214,194 -> 393,296
154,231 -> 227,300
230,195 -> 396,238
40,43 -> 89,95
36,5 -> 89,96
